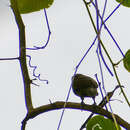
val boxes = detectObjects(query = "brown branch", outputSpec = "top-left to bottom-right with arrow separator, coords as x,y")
10,0 -> 33,111
80,85 -> 120,129
21,101 -> 130,129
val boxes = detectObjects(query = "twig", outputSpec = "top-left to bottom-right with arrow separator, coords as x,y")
83,0 -> 130,107
80,85 -> 120,129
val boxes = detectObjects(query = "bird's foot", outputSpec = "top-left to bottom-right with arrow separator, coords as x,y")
81,101 -> 86,111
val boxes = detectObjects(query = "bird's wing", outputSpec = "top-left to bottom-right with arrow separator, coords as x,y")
80,76 -> 98,88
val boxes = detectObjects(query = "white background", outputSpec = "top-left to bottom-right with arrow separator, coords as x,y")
0,0 -> 130,130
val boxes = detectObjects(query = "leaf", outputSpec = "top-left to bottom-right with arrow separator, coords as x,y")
11,0 -> 54,14
116,0 -> 130,8
86,115 -> 121,130
123,49 -> 130,72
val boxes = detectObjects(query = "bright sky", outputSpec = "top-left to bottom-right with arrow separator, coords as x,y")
0,0 -> 130,130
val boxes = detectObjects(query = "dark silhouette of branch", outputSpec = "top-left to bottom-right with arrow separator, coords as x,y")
10,0 -> 33,111
0,57 -> 19,61
80,85 -> 120,130
21,101 -> 130,130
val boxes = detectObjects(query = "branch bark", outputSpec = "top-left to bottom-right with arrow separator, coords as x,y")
22,101 -> 130,129
10,0 -> 33,111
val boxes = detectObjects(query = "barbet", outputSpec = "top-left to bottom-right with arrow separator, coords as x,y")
72,74 -> 98,105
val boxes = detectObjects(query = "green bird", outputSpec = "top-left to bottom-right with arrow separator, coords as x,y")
72,74 -> 98,105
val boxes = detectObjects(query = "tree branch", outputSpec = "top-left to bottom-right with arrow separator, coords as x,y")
10,0 -> 33,111
21,101 -> 130,129
80,85 -> 121,129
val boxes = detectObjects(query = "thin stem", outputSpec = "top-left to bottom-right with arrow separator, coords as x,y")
57,24 -> 98,130
26,9 -> 51,50
0,57 -> 19,61
83,0 -> 129,107
92,2 -> 124,57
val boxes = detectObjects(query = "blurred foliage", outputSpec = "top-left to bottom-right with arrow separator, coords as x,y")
123,49 -> 130,72
10,0 -> 54,14
86,115 -> 121,130
116,0 -> 130,7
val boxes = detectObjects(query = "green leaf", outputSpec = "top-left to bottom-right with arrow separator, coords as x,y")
123,49 -> 130,72
11,0 -> 54,14
116,0 -> 130,8
86,115 -> 121,130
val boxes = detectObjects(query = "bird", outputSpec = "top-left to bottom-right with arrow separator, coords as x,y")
72,74 -> 98,105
